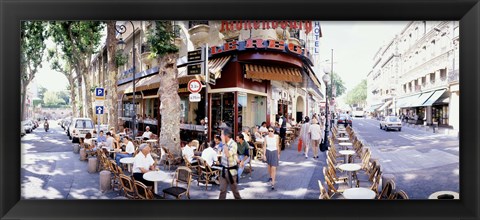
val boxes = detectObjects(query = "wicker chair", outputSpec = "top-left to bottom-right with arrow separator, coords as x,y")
163,166 -> 192,199
318,180 -> 330,199
323,166 -> 347,195
119,174 -> 137,199
183,155 -> 199,181
254,141 -> 264,160
161,147 -> 182,171
134,180 -> 164,200
377,179 -> 396,199
197,157 -> 220,190
393,190 -> 409,199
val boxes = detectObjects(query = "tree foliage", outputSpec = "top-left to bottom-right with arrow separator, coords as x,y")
345,79 -> 367,107
43,91 -> 66,106
327,72 -> 346,98
146,21 -> 179,57
37,86 -> 48,101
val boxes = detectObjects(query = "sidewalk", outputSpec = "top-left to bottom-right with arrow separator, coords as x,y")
22,138 -> 326,200
401,122 -> 458,137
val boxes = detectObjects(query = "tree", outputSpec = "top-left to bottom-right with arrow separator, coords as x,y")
57,91 -> 70,105
37,86 -> 48,102
43,91 -> 65,106
48,21 -> 103,119
147,21 -> 180,156
328,72 -> 347,99
21,21 -> 47,120
106,21 -> 120,131
345,79 -> 367,108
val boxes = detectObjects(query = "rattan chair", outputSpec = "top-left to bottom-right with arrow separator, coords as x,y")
323,166 -> 347,196
163,166 -> 192,199
161,147 -> 182,171
254,141 -> 264,160
134,180 -> 164,200
197,157 -> 220,190
119,174 -> 137,199
318,180 -> 330,199
393,190 -> 409,199
377,179 -> 396,199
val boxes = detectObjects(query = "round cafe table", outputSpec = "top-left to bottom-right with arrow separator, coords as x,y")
339,150 -> 356,163
143,170 -> 170,194
337,137 -> 350,142
343,187 -> 376,199
339,142 -> 353,150
146,139 -> 158,148
120,157 -> 135,172
428,191 -> 459,199
338,163 -> 361,188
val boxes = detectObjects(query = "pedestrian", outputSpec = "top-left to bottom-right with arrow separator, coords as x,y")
262,127 -> 281,190
300,116 -> 311,159
278,113 -> 287,151
309,118 -> 322,159
219,129 -> 242,199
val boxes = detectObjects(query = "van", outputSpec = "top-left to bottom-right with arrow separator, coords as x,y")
68,118 -> 95,143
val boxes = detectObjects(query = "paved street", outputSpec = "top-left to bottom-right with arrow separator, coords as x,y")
21,119 -> 459,199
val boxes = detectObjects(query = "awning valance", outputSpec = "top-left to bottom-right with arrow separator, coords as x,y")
377,100 -> 392,111
135,74 -> 161,92
244,64 -> 303,83
396,94 -> 419,108
209,56 -> 231,79
422,89 -> 447,106
410,90 -> 435,107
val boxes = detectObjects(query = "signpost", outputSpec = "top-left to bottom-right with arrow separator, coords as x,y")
95,87 -> 105,135
189,93 -> 201,102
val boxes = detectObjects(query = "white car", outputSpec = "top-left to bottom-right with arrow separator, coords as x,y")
22,120 -> 34,133
68,117 -> 95,143
380,116 -> 402,131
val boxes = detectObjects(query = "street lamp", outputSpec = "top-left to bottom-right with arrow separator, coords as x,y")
116,21 -> 137,138
320,49 -> 333,151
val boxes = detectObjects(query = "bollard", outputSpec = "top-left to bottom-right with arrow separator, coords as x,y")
73,144 -> 80,154
382,174 -> 396,192
79,148 -> 87,161
99,170 -> 112,192
88,158 -> 98,173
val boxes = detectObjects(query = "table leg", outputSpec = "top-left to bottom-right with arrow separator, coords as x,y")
345,155 -> 348,163
128,164 -> 132,173
348,171 -> 352,188
154,182 -> 158,194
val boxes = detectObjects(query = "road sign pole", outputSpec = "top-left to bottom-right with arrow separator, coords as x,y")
204,44 -> 209,142
97,115 -> 100,137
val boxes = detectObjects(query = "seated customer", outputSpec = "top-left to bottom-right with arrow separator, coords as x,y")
83,132 -> 97,151
116,136 -> 135,165
181,139 -> 197,166
96,130 -> 107,147
142,126 -> 153,140
201,141 -> 219,167
253,127 -> 264,143
236,133 -> 250,179
132,143 -> 155,187
105,132 -> 118,151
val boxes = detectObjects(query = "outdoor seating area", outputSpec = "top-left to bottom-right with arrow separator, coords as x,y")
320,124 -> 410,200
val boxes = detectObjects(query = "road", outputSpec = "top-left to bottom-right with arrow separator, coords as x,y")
350,117 -> 459,199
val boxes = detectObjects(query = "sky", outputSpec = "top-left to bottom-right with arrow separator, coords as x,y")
33,21 -> 408,97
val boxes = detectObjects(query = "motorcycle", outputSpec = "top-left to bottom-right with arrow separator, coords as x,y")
44,122 -> 49,132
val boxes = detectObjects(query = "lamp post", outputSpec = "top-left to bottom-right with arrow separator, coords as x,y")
116,21 -> 137,138
320,49 -> 332,151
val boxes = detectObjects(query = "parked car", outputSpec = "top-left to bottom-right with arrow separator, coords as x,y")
337,114 -> 353,127
62,117 -> 72,130
380,116 -> 402,131
30,119 -> 38,129
20,126 -> 26,137
68,117 -> 95,143
22,120 -> 34,133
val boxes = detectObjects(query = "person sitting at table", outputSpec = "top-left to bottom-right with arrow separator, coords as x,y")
201,141 -> 219,167
236,133 -> 250,179
213,135 -> 224,153
142,126 -> 153,140
97,130 -> 107,147
105,132 -> 117,151
253,126 -> 264,143
181,139 -> 197,166
259,122 -> 269,136
83,132 -> 96,151
116,136 -> 135,166
132,143 -> 155,187
241,127 -> 254,147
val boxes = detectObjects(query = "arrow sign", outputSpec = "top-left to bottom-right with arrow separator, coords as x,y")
95,88 -> 105,100
95,106 -> 104,115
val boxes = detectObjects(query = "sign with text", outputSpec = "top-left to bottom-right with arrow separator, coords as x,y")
95,87 -> 105,100
187,79 -> 202,93
208,72 -> 216,85
189,93 -> 201,102
220,21 -> 313,34
313,21 -> 321,54
187,63 -> 204,76
187,49 -> 204,62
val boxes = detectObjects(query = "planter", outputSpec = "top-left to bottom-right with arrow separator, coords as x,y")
188,24 -> 210,47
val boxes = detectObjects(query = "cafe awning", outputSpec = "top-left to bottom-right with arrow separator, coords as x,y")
410,90 -> 435,107
396,94 -> 418,108
422,89 -> 447,106
244,64 -> 303,83
177,56 -> 231,84
377,100 -> 392,111
135,74 -> 161,92
367,103 -> 382,112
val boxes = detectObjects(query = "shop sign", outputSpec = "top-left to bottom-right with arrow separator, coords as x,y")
220,21 -> 313,34
189,93 -> 201,102
187,49 -> 204,62
187,63 -> 204,76
313,21 -> 321,54
209,38 -> 311,63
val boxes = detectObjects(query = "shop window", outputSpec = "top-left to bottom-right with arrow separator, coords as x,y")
440,69 -> 447,81
211,92 -> 235,137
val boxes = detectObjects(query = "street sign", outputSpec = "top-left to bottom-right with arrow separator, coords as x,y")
187,79 -> 202,93
187,49 -> 204,62
187,63 -> 204,76
95,87 -> 105,100
95,100 -> 104,106
95,106 -> 104,115
189,93 -> 201,102
208,72 -> 216,85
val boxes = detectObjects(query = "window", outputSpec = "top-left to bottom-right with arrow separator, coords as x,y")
75,120 -> 94,129
430,73 -> 436,84
440,69 -> 447,80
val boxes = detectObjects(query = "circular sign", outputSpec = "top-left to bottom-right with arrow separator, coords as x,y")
187,79 -> 202,93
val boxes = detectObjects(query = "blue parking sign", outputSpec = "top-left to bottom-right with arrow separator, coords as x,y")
95,106 -> 104,115
95,88 -> 105,99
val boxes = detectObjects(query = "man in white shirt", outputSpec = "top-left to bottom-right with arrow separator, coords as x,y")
308,118 -> 322,159
181,139 -> 197,165
132,143 -> 155,187
201,142 -> 219,167
105,132 -> 116,151
142,126 -> 153,140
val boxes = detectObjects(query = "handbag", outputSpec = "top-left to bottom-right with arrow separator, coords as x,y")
297,138 -> 303,152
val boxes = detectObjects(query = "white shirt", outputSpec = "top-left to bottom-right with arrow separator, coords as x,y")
125,141 -> 135,154
142,131 -> 152,139
182,145 -> 195,163
265,135 -> 278,151
254,132 -> 264,142
242,132 -> 251,142
201,147 -> 218,167
132,152 -> 154,173
259,126 -> 268,134
309,123 -> 322,140
105,136 -> 115,150
84,138 -> 94,147
279,118 -> 284,127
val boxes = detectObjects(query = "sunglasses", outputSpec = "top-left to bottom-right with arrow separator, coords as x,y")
269,130 -> 274,132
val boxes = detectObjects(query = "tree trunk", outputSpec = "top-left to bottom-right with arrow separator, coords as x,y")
68,74 -> 77,117
21,83 -> 27,120
106,21 -> 119,131
83,70 -> 94,119
158,53 -> 181,157
77,74 -> 84,117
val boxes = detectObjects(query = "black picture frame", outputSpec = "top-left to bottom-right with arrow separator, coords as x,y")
1,0 -> 479,219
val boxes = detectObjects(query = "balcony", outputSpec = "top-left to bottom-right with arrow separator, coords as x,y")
188,21 -> 210,47
448,69 -> 459,83
140,43 -> 153,66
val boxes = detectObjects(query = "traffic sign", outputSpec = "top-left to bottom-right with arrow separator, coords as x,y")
189,93 -> 201,102
95,87 -> 105,100
187,63 -> 204,76
187,49 -> 204,62
208,72 -> 216,85
187,79 -> 202,93
95,106 -> 104,115
95,100 -> 104,107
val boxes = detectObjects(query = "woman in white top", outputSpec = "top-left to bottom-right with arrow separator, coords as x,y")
262,127 -> 281,190
116,136 -> 135,166
299,117 -> 311,159
253,127 -> 264,143
308,118 -> 322,159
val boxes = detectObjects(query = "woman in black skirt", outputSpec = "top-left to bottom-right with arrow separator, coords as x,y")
262,127 -> 281,190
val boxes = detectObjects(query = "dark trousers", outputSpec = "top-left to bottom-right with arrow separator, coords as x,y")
133,172 -> 154,187
280,128 -> 286,150
219,175 -> 241,199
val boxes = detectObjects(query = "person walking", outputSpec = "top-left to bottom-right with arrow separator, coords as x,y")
309,118 -> 322,159
278,113 -> 287,151
219,129 -> 242,199
300,116 -> 311,159
262,127 -> 281,190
